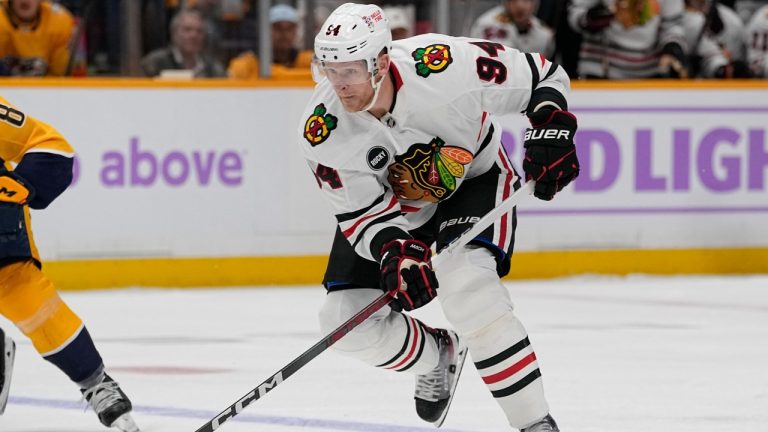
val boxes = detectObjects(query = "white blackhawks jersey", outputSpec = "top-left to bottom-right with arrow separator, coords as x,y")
569,0 -> 687,78
683,10 -> 728,77
470,6 -> 555,58
747,5 -> 768,77
715,4 -> 747,63
298,33 -> 569,261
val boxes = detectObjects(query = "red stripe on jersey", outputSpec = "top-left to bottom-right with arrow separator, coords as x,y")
496,148 -> 514,250
387,317 -> 421,370
342,195 -> 399,239
581,46 -> 660,63
477,111 -> 488,141
482,352 -> 537,385
539,53 -> 546,67
400,205 -> 421,213
390,62 -> 404,91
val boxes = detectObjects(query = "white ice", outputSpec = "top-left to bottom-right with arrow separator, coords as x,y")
1,275 -> 767,432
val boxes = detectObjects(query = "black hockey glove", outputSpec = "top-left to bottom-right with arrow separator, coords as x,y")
0,163 -> 34,205
523,109 -> 579,201
580,3 -> 614,33
379,239 -> 438,312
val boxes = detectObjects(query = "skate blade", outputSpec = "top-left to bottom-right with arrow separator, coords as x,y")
0,338 -> 16,415
111,412 -> 140,432
432,345 -> 469,428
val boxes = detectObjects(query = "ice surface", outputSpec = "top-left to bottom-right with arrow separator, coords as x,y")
1,275 -> 767,431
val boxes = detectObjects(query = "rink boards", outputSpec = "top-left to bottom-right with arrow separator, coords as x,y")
0,79 -> 766,288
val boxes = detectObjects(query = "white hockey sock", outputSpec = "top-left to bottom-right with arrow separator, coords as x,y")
435,246 -> 550,429
318,288 -> 440,375
467,314 -> 549,429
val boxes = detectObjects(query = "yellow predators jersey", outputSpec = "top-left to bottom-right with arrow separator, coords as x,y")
0,1 -> 75,76
228,50 -> 313,79
0,96 -> 74,266
0,96 -> 74,164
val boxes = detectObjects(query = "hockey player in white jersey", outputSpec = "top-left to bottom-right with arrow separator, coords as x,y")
471,0 -> 556,58
710,2 -> 748,66
683,5 -> 729,77
684,0 -> 751,78
299,4 -> 579,431
746,4 -> 768,77
569,0 -> 689,78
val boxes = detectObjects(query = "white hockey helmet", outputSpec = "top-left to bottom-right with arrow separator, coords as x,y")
313,3 -> 392,84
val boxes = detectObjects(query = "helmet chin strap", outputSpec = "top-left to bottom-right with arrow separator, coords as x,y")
362,72 -> 385,112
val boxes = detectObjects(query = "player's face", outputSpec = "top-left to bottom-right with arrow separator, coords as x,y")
272,22 -> 298,53
318,60 -> 375,111
320,60 -> 371,86
174,14 -> 206,55
12,0 -> 41,22
333,78 -> 375,112
504,0 -> 535,25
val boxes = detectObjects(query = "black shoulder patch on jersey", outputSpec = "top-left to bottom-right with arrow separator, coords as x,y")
304,103 -> 338,146
412,44 -> 453,78
366,146 -> 390,171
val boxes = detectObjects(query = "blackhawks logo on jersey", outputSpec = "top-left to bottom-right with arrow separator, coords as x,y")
387,137 -> 473,203
304,103 -> 338,146
412,44 -> 453,78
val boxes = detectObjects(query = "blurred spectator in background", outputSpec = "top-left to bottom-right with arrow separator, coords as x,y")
746,4 -> 768,77
141,7 -> 225,78
569,0 -> 689,79
227,4 -> 312,79
0,0 -> 75,76
707,0 -> 748,65
684,0 -> 750,77
159,0 -> 251,64
683,2 -> 730,76
383,5 -> 414,40
470,0 -> 555,58
537,0 -> 581,77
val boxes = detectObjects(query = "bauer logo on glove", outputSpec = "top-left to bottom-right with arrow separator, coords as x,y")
523,109 -> 580,201
524,128 -> 572,141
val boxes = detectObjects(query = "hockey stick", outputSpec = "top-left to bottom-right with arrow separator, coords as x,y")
195,181 -> 536,432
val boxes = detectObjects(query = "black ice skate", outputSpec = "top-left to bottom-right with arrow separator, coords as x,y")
0,328 -> 16,415
521,414 -> 559,432
414,329 -> 468,427
82,374 -> 140,432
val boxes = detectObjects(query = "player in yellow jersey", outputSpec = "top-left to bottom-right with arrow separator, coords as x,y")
0,96 -> 139,431
227,4 -> 313,79
0,0 -> 75,76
